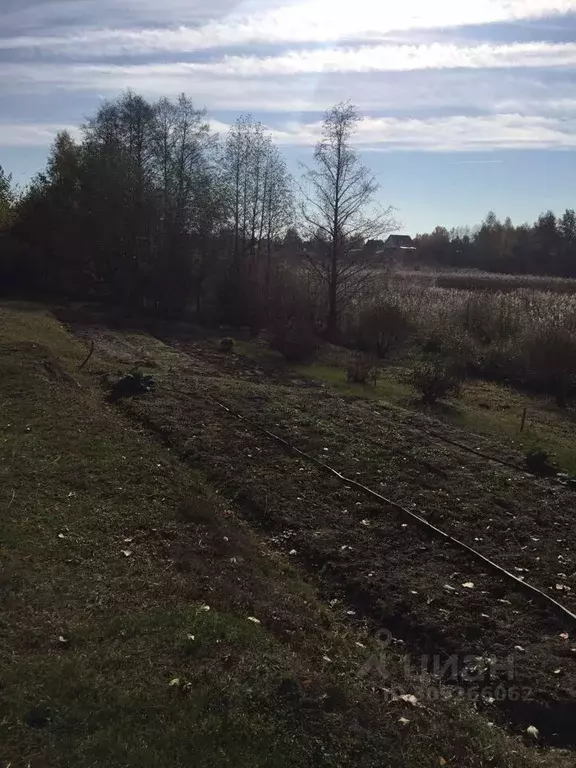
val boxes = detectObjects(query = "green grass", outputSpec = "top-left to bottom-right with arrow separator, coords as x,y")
294,362 -> 410,401
232,338 -> 284,362
454,380 -> 576,475
1,303 -> 573,767
291,360 -> 576,475
0,306 -> 367,767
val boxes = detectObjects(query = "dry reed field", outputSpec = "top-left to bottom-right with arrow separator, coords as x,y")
395,270 -> 576,295
347,270 -> 576,402
380,281 -> 576,339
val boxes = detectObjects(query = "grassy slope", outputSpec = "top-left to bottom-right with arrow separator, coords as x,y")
0,304 -> 571,767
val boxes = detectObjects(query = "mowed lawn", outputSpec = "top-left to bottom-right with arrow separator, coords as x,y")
0,303 -> 571,768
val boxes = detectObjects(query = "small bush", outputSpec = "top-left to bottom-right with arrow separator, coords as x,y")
418,323 -> 478,376
411,360 -> 463,405
271,324 -> 318,363
474,339 -> 525,384
346,354 -> 375,384
356,304 -> 412,359
367,367 -> 380,387
461,295 -> 519,344
220,337 -> 235,353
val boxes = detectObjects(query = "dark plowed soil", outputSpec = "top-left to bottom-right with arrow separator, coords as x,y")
68,321 -> 576,747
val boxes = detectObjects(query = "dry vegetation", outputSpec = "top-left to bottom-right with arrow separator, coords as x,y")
397,270 -> 576,295
346,274 -> 576,407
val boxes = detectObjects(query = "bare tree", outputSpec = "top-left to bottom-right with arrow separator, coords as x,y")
299,101 -> 396,340
261,144 -> 293,290
222,115 -> 255,269
222,116 -> 293,274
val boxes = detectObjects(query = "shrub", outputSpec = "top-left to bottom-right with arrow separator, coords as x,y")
475,339 -> 525,384
220,337 -> 235,353
419,322 -> 478,374
346,354 -> 375,384
356,304 -> 412,359
271,324 -> 318,363
367,367 -> 380,387
411,360 -> 463,405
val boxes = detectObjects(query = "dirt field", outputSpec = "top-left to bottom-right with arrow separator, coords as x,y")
63,314 -> 576,748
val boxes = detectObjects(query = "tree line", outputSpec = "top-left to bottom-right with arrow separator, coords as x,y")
1,93 -> 293,318
3,90 -> 573,343
0,92 -> 393,340
415,210 -> 576,277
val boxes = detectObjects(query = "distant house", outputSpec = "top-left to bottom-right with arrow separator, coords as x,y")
383,234 -> 416,252
381,234 -> 416,265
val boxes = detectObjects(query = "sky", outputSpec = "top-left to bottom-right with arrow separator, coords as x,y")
1,0 -> 576,233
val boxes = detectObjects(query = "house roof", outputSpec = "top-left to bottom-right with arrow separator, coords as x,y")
383,234 -> 415,249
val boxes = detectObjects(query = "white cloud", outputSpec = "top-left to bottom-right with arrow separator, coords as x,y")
223,113 -> 576,151
1,0 -> 245,34
136,41 -> 576,76
2,2 -> 576,155
1,112 -> 575,154
2,0 -> 576,56
2,59 -> 575,122
363,114 -> 576,151
4,40 -> 576,94
0,123 -> 81,147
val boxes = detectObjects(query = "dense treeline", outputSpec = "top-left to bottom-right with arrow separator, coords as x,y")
0,93 -> 393,341
3,91 -> 575,323
416,210 -> 576,276
1,92 -> 296,322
